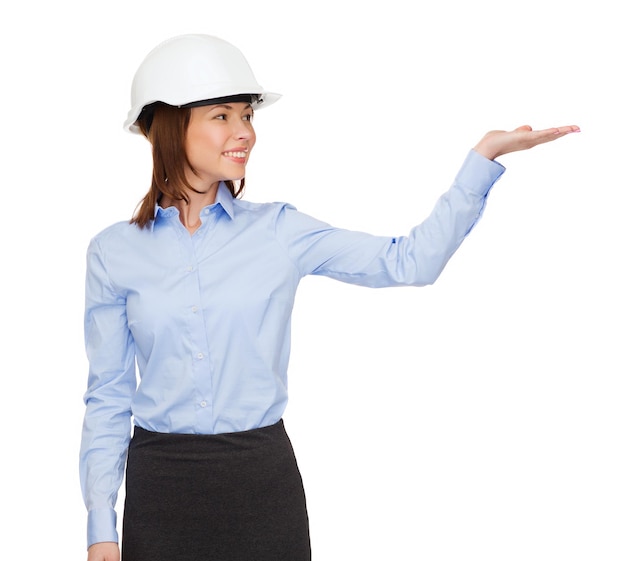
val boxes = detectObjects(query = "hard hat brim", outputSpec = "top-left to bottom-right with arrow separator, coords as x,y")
124,91 -> 281,134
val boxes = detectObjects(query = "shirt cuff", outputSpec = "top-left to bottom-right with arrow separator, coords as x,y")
455,149 -> 506,197
87,507 -> 118,549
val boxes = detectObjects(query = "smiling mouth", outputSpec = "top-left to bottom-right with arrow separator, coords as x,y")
223,151 -> 247,158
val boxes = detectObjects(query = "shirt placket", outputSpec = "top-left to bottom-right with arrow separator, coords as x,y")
185,207 -> 219,432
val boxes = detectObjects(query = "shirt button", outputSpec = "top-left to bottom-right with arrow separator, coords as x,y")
191,306 -> 198,313
200,401 -> 207,408
197,353 -> 204,359
186,265 -> 193,272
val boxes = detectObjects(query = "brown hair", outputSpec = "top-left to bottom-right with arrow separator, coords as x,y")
130,102 -> 245,229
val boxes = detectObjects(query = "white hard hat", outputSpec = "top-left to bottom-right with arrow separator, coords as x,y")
124,34 -> 281,133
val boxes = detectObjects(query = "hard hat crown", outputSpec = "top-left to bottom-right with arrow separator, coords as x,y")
124,34 -> 280,133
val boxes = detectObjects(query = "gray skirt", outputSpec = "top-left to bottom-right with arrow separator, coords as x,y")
122,419 -> 311,561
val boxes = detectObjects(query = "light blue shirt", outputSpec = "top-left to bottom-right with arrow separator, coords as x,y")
79,149 -> 505,547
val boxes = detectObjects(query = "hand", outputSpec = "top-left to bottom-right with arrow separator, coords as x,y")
474,124 -> 580,160
87,542 -> 120,561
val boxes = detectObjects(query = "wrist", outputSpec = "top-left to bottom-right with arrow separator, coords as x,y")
473,141 -> 499,161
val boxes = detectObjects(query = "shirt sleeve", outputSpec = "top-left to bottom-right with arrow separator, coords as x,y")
79,236 -> 137,548
275,149 -> 505,287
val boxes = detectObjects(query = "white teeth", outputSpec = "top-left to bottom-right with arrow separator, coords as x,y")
224,151 -> 246,158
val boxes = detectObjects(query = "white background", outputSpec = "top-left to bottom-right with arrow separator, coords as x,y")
1,0 -> 624,559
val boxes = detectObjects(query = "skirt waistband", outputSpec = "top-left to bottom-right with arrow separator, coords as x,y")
130,418 -> 287,454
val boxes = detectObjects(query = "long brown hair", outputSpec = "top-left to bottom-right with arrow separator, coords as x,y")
130,102 -> 245,229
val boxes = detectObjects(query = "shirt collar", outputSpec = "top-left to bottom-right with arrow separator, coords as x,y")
151,182 -> 235,231
215,181 -> 235,220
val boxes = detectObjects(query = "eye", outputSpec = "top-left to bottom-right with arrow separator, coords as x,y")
214,114 -> 227,120
243,113 -> 254,122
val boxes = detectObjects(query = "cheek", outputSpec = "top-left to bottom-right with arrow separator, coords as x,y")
185,130 -> 221,162
184,139 -> 202,167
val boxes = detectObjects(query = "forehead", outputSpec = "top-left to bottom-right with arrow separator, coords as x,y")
193,102 -> 253,114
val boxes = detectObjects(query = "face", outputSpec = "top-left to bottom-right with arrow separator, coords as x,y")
184,102 -> 256,192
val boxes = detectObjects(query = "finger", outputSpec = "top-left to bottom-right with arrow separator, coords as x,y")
524,125 -> 579,144
552,125 -> 581,135
534,125 -> 580,136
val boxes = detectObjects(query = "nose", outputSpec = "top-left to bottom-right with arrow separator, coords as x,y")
232,119 -> 254,141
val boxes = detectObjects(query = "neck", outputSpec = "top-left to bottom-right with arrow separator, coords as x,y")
161,182 -> 220,234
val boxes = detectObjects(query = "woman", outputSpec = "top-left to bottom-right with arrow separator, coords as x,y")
79,34 -> 579,561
